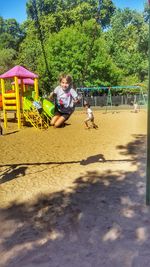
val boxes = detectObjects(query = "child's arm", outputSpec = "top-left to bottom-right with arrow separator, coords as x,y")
49,91 -> 57,101
49,91 -> 54,100
73,94 -> 82,104
71,88 -> 81,105
73,98 -> 80,104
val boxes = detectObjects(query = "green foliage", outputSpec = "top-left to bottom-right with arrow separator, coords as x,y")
36,20 -> 121,92
16,22 -> 41,72
0,1 -> 148,94
0,48 -> 16,74
26,0 -> 115,30
0,17 -> 25,50
107,8 -> 148,83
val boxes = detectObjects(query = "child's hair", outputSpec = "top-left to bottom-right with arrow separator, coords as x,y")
59,73 -> 73,85
84,102 -> 90,108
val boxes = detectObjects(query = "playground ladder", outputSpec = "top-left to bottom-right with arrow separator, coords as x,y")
23,99 -> 49,129
2,91 -> 18,128
23,108 -> 49,129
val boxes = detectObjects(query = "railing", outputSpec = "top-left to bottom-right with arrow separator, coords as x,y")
76,94 -> 147,108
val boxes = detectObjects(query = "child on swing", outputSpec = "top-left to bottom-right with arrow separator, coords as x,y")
49,74 -> 79,128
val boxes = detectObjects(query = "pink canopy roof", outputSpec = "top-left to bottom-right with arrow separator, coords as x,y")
11,78 -> 34,85
0,65 -> 38,79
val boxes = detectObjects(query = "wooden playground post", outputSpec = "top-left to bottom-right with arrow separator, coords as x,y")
15,76 -> 21,129
1,78 -> 7,128
20,79 -> 24,113
34,78 -> 39,100
21,79 -> 26,92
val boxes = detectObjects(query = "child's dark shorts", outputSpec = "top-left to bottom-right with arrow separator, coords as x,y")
54,106 -> 72,120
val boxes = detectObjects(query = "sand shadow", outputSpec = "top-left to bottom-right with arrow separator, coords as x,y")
0,134 -> 147,267
4,130 -> 19,136
80,154 -> 106,165
0,134 -> 146,185
0,166 -> 27,184
0,154 -> 138,185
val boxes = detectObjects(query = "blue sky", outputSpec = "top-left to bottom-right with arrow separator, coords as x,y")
0,0 -> 27,23
113,0 -> 146,12
0,0 -> 146,24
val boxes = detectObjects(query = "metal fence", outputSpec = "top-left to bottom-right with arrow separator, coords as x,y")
76,94 -> 147,108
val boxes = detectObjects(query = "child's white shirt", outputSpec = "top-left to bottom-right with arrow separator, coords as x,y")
87,108 -> 94,119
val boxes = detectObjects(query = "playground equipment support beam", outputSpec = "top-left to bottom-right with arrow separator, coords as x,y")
15,76 -> 21,129
34,78 -> 39,100
1,79 -> 7,128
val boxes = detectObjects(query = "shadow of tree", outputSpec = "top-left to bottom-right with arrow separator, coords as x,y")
0,134 -> 148,267
117,134 -> 146,157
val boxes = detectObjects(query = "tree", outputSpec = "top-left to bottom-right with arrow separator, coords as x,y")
0,48 -> 16,74
0,18 -> 25,50
17,21 -> 41,72
106,8 -> 148,83
36,20 -> 120,92
26,0 -> 116,30
26,0 -> 52,86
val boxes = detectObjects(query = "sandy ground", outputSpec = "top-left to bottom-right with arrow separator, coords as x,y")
0,108 -> 149,267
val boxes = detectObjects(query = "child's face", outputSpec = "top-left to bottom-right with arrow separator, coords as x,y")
60,78 -> 70,91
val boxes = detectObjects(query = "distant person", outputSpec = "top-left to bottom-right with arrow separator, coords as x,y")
133,101 -> 139,113
84,102 -> 98,129
49,74 -> 79,128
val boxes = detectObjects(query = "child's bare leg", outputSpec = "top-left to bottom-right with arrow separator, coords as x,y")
92,120 -> 98,129
54,116 -> 66,128
84,119 -> 90,129
50,115 -> 60,126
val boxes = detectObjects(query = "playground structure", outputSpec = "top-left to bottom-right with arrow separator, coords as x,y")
0,65 -> 54,129
77,85 -> 147,111
0,93 -> 2,110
